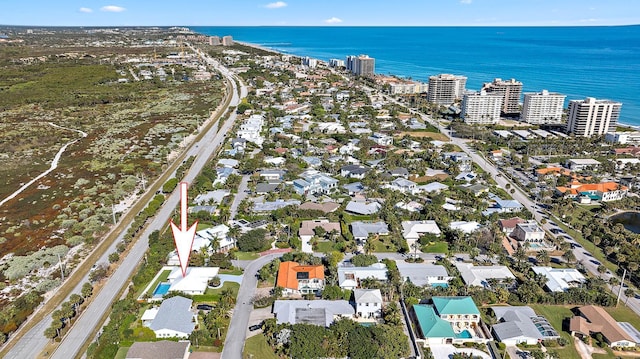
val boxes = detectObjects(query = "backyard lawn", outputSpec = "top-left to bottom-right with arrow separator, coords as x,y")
315,240 -> 336,253
243,333 -> 278,359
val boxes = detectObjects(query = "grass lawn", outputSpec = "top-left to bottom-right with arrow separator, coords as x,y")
219,267 -> 243,275
114,347 -> 129,359
528,304 -> 582,359
143,269 -> 171,298
235,251 -> 259,260
315,240 -> 336,253
396,131 -> 449,141
193,281 -> 240,303
373,237 -> 397,252
197,223 -> 213,231
606,304 -> 640,330
421,241 -> 449,254
243,333 -> 278,359
553,218 -> 618,273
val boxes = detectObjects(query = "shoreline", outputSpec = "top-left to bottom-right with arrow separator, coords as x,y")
195,29 -> 640,128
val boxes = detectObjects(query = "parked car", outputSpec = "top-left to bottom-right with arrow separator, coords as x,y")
249,321 -> 264,331
197,304 -> 213,311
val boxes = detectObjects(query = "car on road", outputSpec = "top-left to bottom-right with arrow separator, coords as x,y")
590,259 -> 601,266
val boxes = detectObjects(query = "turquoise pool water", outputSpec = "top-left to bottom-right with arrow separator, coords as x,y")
455,330 -> 472,339
153,282 -> 171,296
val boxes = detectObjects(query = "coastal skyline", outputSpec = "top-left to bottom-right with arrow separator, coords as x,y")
2,0 -> 639,27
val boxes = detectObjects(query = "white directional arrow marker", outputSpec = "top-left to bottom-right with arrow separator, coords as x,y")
170,182 -> 198,277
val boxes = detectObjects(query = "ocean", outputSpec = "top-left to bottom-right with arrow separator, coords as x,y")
192,26 -> 640,126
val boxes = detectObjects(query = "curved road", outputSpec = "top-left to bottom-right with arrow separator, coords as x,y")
4,51 -> 246,359
221,253 -> 284,359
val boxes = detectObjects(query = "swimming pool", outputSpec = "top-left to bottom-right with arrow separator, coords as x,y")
455,330 -> 472,339
153,282 -> 171,296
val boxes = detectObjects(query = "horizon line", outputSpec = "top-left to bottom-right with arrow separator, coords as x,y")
1,23 -> 639,28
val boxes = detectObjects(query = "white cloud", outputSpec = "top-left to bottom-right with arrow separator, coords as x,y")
460,0 -> 472,4
324,17 -> 343,24
100,5 -> 126,12
79,7 -> 93,13
265,1 -> 287,9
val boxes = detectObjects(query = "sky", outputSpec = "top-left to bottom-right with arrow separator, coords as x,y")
1,0 -> 639,27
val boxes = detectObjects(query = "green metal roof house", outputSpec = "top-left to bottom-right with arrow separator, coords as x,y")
412,296 -> 484,346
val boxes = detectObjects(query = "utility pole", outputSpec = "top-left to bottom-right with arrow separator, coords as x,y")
617,268 -> 627,307
111,204 -> 117,224
57,254 -> 64,282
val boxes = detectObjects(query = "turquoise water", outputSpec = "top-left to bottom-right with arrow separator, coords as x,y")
153,282 -> 171,296
528,242 -> 543,248
455,329 -> 473,339
193,26 -> 640,125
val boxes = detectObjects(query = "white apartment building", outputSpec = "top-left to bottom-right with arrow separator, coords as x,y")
605,131 -> 640,145
427,74 -> 467,105
482,78 -> 522,115
521,90 -> 566,125
566,97 -> 622,137
329,58 -> 345,68
461,91 -> 503,124
222,35 -> 234,46
302,56 -> 318,68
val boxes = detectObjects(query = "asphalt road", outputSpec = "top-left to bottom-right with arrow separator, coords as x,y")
229,175 -> 250,220
221,253 -> 284,359
31,53 -> 246,359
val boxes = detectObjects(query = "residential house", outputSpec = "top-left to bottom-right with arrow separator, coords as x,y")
482,194 -> 524,215
276,261 -> 325,295
389,167 -> 409,179
298,201 -> 340,214
395,201 -> 424,213
213,167 -> 235,186
396,261 -> 452,287
570,305 -> 638,348
498,217 -> 526,235
237,114 -> 265,146
419,182 -> 449,194
164,267 -> 219,296
511,221 -> 546,247
253,199 -> 301,212
412,296 -> 483,346
125,341 -> 190,359
455,263 -> 515,288
386,178 -> 418,194
491,306 -> 560,346
460,183 -> 490,197
302,156 -> 323,168
337,262 -> 388,290
143,296 -> 196,338
345,201 -> 381,215
293,172 -> 339,196
272,300 -> 354,327
255,182 -> 280,195
343,182 -> 366,195
299,219 -> 341,242
455,172 -> 477,182
402,220 -> 442,240
217,158 -> 239,168
350,221 -> 390,242
193,190 -> 230,205
442,152 -> 473,172
532,266 -> 586,292
449,221 -> 480,234
340,165 -> 370,179
369,132 -> 394,146
354,289 -> 383,319
259,169 -> 286,182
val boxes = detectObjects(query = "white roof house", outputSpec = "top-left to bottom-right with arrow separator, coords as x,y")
350,221 -> 390,241
354,289 -> 383,319
273,300 -> 355,327
147,296 -> 196,338
345,201 -> 381,215
402,220 -> 442,241
455,262 -> 516,288
337,262 -> 388,290
532,267 -> 586,292
449,221 -> 481,234
167,267 -> 219,295
396,261 -> 451,287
